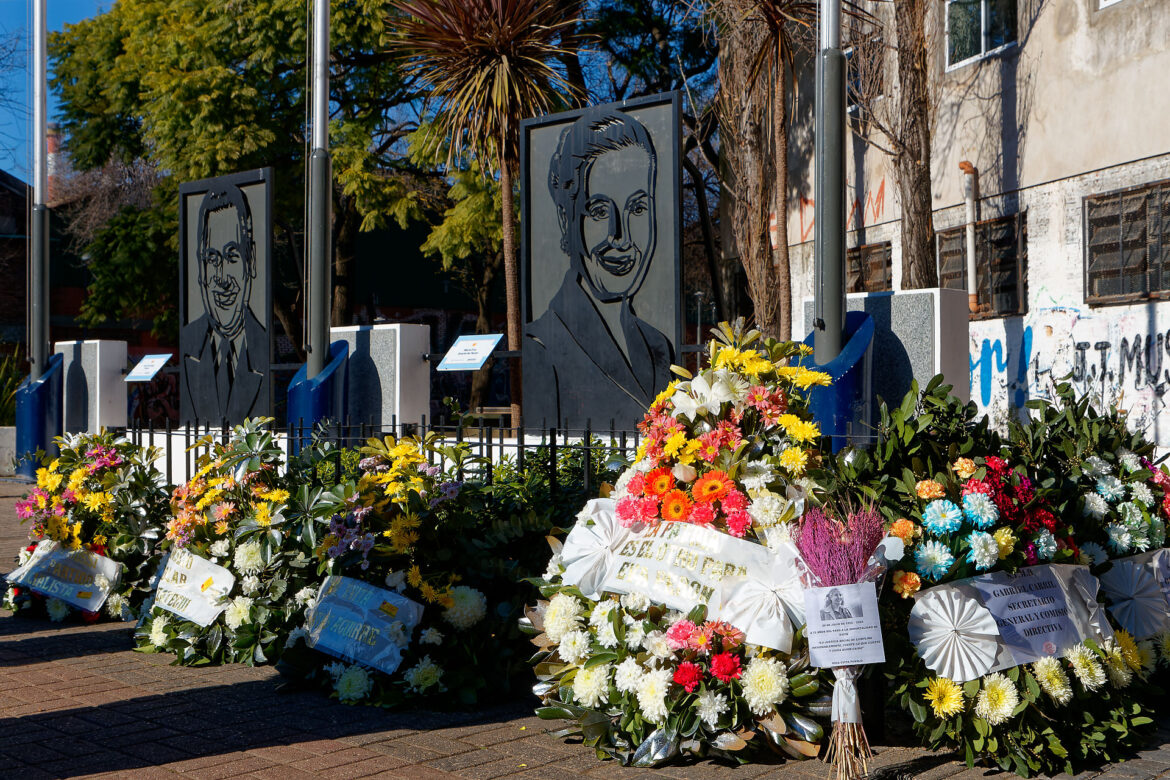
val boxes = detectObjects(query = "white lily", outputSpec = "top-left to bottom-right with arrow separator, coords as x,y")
671,372 -> 737,420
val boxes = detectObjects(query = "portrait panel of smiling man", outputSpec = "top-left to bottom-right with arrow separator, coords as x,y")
522,94 -> 681,430
179,169 -> 272,425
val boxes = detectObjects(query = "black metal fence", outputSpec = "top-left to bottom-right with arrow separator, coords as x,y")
118,416 -> 643,493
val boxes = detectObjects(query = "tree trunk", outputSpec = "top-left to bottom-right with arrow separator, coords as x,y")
499,152 -> 522,431
773,50 -> 792,341
468,252 -> 499,412
894,0 -> 938,289
331,202 -> 358,326
683,156 -> 725,325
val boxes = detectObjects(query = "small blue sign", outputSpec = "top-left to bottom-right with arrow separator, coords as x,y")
437,334 -> 503,372
125,354 -> 172,382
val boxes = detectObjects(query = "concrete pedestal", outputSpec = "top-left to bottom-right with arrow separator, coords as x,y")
55,340 -> 128,434
330,324 -> 431,430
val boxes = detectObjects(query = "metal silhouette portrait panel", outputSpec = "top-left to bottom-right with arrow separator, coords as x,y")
179,168 -> 273,425
521,93 -> 681,430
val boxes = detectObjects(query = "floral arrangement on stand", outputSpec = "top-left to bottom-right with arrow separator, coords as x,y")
134,419 -> 317,665
5,431 -> 169,622
881,453 -> 1155,776
527,321 -> 837,766
277,433 -> 525,708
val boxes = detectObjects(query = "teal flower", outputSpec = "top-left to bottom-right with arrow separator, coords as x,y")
923,499 -> 963,535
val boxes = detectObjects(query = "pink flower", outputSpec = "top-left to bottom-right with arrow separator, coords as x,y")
688,625 -> 715,655
673,662 -> 704,693
721,490 -> 747,512
636,497 -> 661,526
689,504 -> 716,526
665,619 -> 697,650
615,497 -> 639,528
627,472 -> 646,497
710,651 -> 743,682
726,510 -> 753,538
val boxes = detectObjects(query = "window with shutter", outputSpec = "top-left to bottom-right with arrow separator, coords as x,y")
1084,180 -> 1170,305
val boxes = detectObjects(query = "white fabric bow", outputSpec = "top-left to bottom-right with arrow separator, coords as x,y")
559,498 -> 634,600
909,586 -> 1000,683
713,546 -> 803,652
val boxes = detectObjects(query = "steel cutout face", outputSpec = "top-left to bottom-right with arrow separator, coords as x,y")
179,169 -> 273,425
522,94 -> 681,430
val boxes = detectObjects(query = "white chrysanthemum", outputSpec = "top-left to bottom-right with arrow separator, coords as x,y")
384,570 -> 406,591
387,622 -> 408,648
974,673 -> 1019,726
543,553 -> 564,581
1106,523 -> 1133,554
559,630 -> 592,665
403,655 -> 444,693
573,663 -> 612,709
233,541 -> 264,574
696,690 -> 730,729
596,622 -> 619,649
240,575 -> 261,595
284,627 -> 308,649
741,657 -> 790,716
1137,640 -> 1157,674
208,539 -> 230,559
420,628 -> 443,645
968,531 -> 999,571
614,658 -> 642,693
1032,657 -> 1072,705
1118,501 -> 1143,528
95,574 -> 111,591
1067,643 -> 1106,691
1034,529 -> 1057,561
295,586 -> 317,606
635,668 -> 673,723
590,599 -> 617,628
443,586 -> 487,630
748,492 -> 786,527
1119,450 -> 1141,473
105,592 -> 126,619
740,461 -> 776,491
149,614 -> 169,647
624,617 -> 646,650
1079,541 -> 1109,567
223,596 -> 253,630
1098,475 -> 1126,503
544,593 -> 584,643
620,592 -> 651,613
1083,492 -> 1109,520
1085,455 -> 1112,478
1131,482 -> 1155,507
324,661 -> 347,679
334,665 -> 373,702
1103,643 -> 1133,687
642,630 -> 673,659
46,598 -> 69,622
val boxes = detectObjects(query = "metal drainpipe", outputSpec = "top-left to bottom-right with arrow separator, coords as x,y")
960,161 -> 979,314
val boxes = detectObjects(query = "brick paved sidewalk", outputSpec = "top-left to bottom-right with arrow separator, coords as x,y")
4,481 -> 1170,780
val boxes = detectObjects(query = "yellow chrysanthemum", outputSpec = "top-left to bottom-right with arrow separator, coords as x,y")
420,582 -> 439,604
67,468 -> 87,492
652,381 -> 679,408
778,447 -> 808,476
663,430 -> 687,458
49,459 -> 60,473
1115,629 -> 1143,672
254,502 -> 272,527
407,565 -> 423,588
993,528 -> 1016,559
82,491 -> 111,511
91,534 -> 107,547
924,677 -> 965,718
785,419 -> 821,444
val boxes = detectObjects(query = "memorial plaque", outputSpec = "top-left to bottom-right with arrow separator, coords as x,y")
521,93 -> 681,430
305,575 -> 425,675
804,583 -> 885,667
154,548 -> 235,627
7,539 -> 120,611
179,168 -> 273,424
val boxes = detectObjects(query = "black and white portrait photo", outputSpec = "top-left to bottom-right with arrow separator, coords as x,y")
179,169 -> 272,424
819,588 -> 858,621
521,94 -> 680,430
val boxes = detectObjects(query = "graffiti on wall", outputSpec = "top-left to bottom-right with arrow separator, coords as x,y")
798,179 -> 887,242
969,305 -> 1170,445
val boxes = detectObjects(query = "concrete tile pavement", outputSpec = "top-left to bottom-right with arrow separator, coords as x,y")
3,480 -> 1170,779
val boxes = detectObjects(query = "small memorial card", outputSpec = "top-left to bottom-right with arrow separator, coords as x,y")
155,548 -> 235,627
804,582 -> 885,667
437,334 -> 503,371
7,539 -> 120,611
305,576 -> 425,676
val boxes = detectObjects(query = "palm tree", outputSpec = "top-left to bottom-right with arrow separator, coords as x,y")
390,0 -> 582,428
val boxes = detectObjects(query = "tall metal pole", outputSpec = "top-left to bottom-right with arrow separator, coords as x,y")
306,0 -> 331,378
29,0 -> 49,379
812,0 -> 847,364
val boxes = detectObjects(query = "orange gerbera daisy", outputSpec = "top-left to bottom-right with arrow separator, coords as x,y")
693,470 -> 732,504
644,467 -> 675,497
661,490 -> 693,522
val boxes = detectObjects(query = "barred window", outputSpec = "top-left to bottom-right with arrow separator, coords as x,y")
936,212 -> 1027,318
1084,179 -> 1170,305
846,242 -> 892,293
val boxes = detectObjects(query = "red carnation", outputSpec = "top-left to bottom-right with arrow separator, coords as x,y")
710,652 -> 743,682
673,662 -> 705,693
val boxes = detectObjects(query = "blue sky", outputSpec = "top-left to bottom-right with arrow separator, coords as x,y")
0,0 -> 105,181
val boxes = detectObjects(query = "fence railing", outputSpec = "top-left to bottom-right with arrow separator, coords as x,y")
117,416 -> 642,493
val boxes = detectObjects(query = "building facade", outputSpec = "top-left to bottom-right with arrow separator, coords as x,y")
787,0 -> 1170,444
